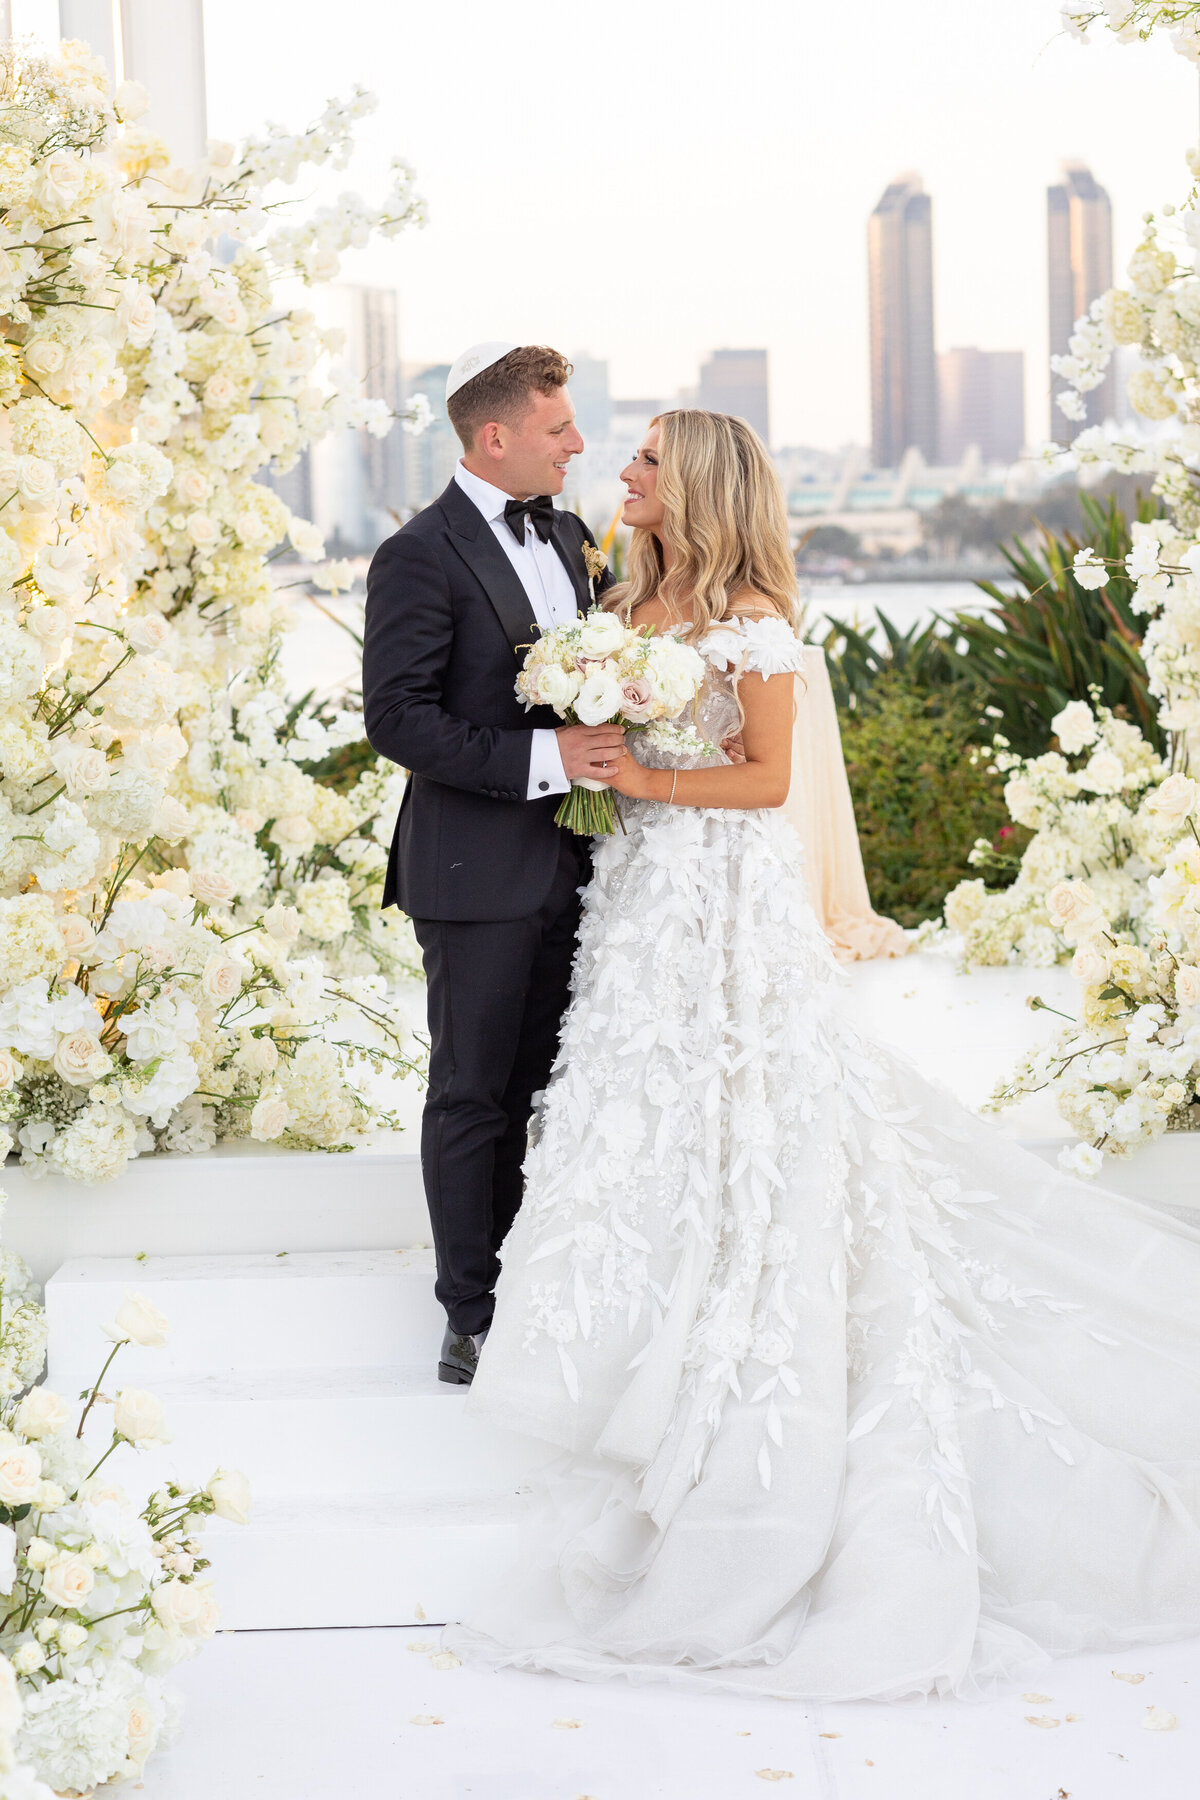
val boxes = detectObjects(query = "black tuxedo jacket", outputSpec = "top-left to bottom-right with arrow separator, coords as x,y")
363,478 -> 615,922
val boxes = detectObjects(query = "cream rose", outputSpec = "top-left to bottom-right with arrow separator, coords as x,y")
174,466 -> 210,507
57,1621 -> 87,1651
201,954 -> 243,1005
52,742 -> 109,799
1046,881 -> 1103,943
108,1291 -> 169,1349
123,613 -> 171,657
1176,963 -> 1200,1008
238,1035 -> 278,1076
59,914 -> 95,959
185,512 -> 220,551
0,1439 -> 41,1505
24,605 -> 71,651
537,664 -> 582,711
151,796 -> 190,842
113,1388 -> 170,1446
13,1386 -> 69,1442
151,1578 -> 205,1635
1072,941 -> 1110,986
0,1653 -> 20,1735
249,1094 -> 288,1141
41,1551 -> 95,1611
1081,750 -> 1125,794
1148,772 -> 1200,820
17,456 -> 56,510
127,1695 -> 160,1769
203,372 -> 236,410
207,1467 -> 251,1525
190,868 -> 235,908
53,1030 -> 112,1087
0,1051 -> 21,1091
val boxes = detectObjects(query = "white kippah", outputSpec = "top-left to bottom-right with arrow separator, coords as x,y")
445,340 -> 520,404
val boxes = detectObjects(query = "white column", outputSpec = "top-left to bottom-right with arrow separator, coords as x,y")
57,0 -> 117,74
119,0 -> 207,163
0,3 -> 11,43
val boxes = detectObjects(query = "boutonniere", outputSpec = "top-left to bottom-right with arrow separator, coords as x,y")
581,539 -> 607,600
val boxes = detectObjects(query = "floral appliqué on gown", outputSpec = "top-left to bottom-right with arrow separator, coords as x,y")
455,615 -> 1200,1702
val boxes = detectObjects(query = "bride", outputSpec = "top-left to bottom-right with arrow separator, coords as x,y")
453,408 -> 1200,1701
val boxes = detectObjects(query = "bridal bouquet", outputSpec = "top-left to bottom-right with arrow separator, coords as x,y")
516,609 -> 712,834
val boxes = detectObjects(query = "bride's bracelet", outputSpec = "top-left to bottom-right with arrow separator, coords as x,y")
668,771 -> 678,805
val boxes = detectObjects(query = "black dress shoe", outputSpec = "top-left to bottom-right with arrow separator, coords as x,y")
438,1324 -> 489,1386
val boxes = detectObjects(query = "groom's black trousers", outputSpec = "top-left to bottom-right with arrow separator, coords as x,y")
411,834 -> 588,1337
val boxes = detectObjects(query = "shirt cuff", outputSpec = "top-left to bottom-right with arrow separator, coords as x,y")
526,728 -> 570,800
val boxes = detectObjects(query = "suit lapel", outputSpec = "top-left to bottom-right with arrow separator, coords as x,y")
550,513 -> 591,617
437,479 -> 541,655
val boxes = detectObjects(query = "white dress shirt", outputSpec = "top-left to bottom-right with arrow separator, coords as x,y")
454,461 -> 574,800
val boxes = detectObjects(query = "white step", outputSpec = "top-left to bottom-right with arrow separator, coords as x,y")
45,1248 -> 445,1381
3,1135 -> 430,1287
207,1493 -> 529,1630
56,1362 -> 554,1504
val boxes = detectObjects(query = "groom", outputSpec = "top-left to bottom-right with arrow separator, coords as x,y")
363,343 -> 619,1386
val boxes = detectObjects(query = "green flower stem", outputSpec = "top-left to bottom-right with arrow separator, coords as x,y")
75,1343 -> 124,1439
554,783 -> 619,836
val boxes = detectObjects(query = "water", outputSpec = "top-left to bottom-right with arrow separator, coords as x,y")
280,581 -> 1002,703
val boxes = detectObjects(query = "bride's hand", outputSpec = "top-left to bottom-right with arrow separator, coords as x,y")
607,749 -> 658,800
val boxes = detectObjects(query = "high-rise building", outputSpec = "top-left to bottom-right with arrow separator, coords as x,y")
868,173 -> 938,468
303,285 -> 407,551
938,347 -> 1026,466
1048,161 -> 1115,440
404,363 -> 460,514
698,349 -> 770,445
569,352 -> 611,443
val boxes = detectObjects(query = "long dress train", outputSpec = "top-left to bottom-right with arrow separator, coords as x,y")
452,615 -> 1200,1702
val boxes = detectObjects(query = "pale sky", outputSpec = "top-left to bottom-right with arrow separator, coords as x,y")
38,1 -> 1200,447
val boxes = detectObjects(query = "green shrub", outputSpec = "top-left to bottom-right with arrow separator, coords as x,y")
840,669 -> 1019,927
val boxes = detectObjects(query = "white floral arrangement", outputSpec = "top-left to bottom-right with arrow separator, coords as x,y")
0,1195 -> 247,1794
1061,3 -> 1200,59
516,607 -> 712,834
0,42 -> 431,1182
987,817 -> 1200,1172
938,697 -> 1177,967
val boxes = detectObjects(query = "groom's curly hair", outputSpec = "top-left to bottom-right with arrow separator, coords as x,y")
447,345 -> 572,448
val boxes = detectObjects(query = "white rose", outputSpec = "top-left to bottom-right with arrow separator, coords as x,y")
537,664 -> 582,711
11,1643 -> 42,1676
124,614 -> 171,657
249,1095 -> 288,1141
51,741 -> 109,799
52,1030 -> 112,1087
57,1621 -> 87,1651
1050,699 -> 1098,756
151,1578 -> 207,1636
22,337 -> 65,381
262,903 -> 300,942
201,954 -> 243,1005
151,796 -> 190,842
34,539 -> 91,603
174,466 -> 210,507
1002,777 -> 1039,827
573,671 -> 625,726
40,1551 -> 95,1611
0,1439 -> 41,1505
1080,750 -> 1125,794
127,1695 -> 159,1770
289,518 -> 325,561
203,372 -> 236,409
114,78 -> 150,119
59,915 -> 95,960
207,1467 -> 251,1525
191,868 -> 235,908
185,512 -> 220,551
1071,941 -> 1109,986
1176,963 -> 1200,1008
1045,881 -> 1104,942
113,1388 -> 170,1446
14,1387 -> 70,1441
17,456 -> 56,510
237,1035 -> 277,1075
38,148 -> 87,212
576,612 -> 627,658
0,1052 -> 20,1090
107,1291 -> 170,1349
24,604 -> 71,652
0,1524 -> 15,1598
1148,772 -> 1200,819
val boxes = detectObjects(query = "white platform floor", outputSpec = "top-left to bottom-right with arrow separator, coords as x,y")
141,1625 -> 1200,1800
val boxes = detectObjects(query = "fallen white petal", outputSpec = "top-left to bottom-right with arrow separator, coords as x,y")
1143,1706 -> 1177,1731
1025,1715 -> 1060,1729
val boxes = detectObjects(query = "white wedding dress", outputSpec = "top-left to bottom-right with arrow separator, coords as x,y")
452,615 -> 1200,1702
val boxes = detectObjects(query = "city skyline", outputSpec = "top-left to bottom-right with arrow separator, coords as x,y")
1048,160 -> 1116,438
195,0 -> 1197,451
868,173 -> 938,467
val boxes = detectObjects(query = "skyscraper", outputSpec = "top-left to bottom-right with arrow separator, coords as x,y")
698,349 -> 770,445
868,173 -> 938,469
1048,161 -> 1115,440
938,347 -> 1026,466
569,352 -> 611,443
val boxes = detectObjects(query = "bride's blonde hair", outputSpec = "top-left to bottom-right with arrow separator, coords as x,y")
611,409 -> 799,641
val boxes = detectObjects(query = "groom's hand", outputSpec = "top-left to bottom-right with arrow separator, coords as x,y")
557,723 -> 626,784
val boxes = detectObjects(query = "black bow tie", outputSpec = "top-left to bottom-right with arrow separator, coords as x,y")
503,494 -> 556,545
